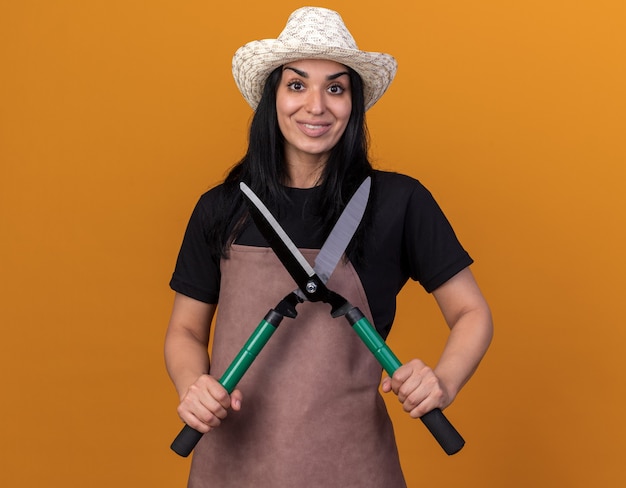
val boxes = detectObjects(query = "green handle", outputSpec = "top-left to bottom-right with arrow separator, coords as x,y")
351,316 -> 402,375
171,313 -> 281,457
220,319 -> 277,392
346,308 -> 465,455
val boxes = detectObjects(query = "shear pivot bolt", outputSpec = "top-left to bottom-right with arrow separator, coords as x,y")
306,281 -> 317,294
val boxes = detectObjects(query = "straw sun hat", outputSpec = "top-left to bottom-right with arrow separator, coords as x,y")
232,7 -> 397,111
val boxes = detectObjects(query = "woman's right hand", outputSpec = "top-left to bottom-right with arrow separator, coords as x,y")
177,374 -> 243,433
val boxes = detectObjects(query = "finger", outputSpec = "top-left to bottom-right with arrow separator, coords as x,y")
387,369 -> 411,396
200,378 -> 232,409
380,376 -> 392,393
390,359 -> 427,393
407,395 -> 439,419
396,374 -> 423,403
182,416 -> 212,433
390,364 -> 413,384
181,387 -> 228,421
179,386 -> 230,427
230,389 -> 243,411
199,394 -> 230,420
193,399 -> 228,429
401,388 -> 429,416
177,403 -> 216,433
405,379 -> 446,417
396,361 -> 437,401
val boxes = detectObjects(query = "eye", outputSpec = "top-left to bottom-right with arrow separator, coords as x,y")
328,83 -> 345,95
287,80 -> 305,91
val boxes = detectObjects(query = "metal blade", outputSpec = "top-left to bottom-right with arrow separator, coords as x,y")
240,183 -> 315,291
314,176 -> 371,283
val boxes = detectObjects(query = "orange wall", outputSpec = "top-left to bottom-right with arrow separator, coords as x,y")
1,1 -> 624,486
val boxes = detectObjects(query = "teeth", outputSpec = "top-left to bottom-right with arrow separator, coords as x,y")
304,124 -> 324,129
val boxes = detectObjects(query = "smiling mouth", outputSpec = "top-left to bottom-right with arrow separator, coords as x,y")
298,122 -> 331,137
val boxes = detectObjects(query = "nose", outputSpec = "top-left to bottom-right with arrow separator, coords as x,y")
305,89 -> 325,115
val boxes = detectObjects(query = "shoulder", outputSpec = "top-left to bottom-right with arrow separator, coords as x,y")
196,182 -> 228,205
192,182 -> 233,216
372,170 -> 435,205
373,170 -> 429,191
181,183 -> 232,239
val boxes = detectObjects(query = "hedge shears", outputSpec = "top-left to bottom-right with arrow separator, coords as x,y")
171,177 -> 465,456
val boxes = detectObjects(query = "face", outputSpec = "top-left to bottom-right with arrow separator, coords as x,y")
276,59 -> 352,166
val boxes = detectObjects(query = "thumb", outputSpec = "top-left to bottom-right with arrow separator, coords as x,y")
230,389 -> 243,411
381,376 -> 392,393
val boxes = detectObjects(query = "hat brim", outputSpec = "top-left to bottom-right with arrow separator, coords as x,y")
232,39 -> 397,111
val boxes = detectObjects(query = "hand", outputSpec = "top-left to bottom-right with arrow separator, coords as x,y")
177,374 -> 243,433
381,359 -> 452,418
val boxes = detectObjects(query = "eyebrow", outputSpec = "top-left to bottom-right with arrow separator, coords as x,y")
283,66 -> 350,80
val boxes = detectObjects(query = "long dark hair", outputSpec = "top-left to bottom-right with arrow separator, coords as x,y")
208,65 -> 373,261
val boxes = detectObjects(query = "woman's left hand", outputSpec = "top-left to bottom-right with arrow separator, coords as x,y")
381,359 -> 453,418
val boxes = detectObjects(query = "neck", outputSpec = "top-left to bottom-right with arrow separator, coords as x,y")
283,158 -> 326,189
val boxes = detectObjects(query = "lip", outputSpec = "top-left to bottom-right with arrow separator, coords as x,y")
297,121 -> 332,137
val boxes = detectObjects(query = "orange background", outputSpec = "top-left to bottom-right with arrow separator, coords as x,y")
1,1 -> 624,486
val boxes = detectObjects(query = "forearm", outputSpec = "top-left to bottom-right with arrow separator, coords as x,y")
434,307 -> 493,401
164,294 -> 216,399
165,329 -> 211,400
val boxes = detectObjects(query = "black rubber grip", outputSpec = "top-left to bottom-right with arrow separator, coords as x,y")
170,311 -> 284,457
170,424 -> 203,457
420,408 -> 465,455
347,307 -> 465,455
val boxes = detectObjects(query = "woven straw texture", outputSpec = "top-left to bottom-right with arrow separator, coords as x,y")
232,7 -> 397,111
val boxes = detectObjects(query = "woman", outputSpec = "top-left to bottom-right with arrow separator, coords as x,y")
165,7 -> 492,487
